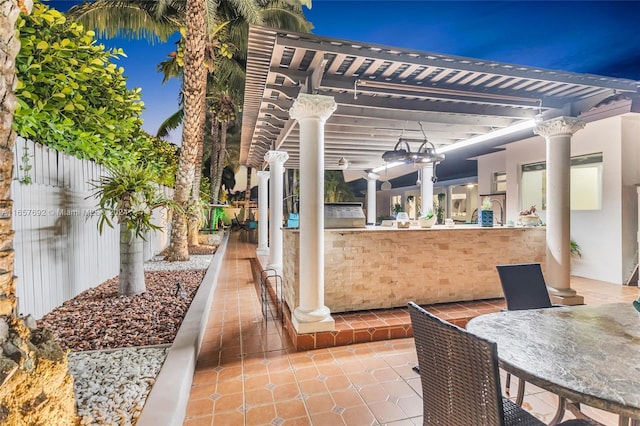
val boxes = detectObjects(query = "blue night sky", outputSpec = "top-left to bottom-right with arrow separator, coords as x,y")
45,1 -> 640,145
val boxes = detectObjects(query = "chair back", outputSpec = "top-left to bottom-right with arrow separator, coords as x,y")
408,301 -> 505,426
496,263 -> 552,310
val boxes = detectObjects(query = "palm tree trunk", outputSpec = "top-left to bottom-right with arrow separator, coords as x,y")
119,223 -> 145,295
212,120 -> 228,205
0,0 -> 22,316
166,0 -> 207,261
187,137 -> 204,246
209,118 -> 223,203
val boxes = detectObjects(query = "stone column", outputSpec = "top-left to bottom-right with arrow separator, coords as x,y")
421,164 -> 434,214
289,93 -> 337,333
365,172 -> 379,225
256,170 -> 270,256
265,151 -> 288,273
534,117 -> 585,305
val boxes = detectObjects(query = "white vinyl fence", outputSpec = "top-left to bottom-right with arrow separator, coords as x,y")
12,137 -> 171,319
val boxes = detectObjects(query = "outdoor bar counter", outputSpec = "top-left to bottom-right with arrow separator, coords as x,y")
282,225 -> 546,313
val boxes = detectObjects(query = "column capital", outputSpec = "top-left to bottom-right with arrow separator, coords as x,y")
534,116 -> 585,138
264,150 -> 289,164
257,170 -> 270,179
289,93 -> 337,122
366,171 -> 379,181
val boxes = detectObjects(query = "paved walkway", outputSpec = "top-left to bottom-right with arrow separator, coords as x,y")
183,231 -> 639,425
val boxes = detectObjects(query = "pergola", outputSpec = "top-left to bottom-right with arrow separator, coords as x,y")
241,25 -> 637,180
240,25 -> 640,333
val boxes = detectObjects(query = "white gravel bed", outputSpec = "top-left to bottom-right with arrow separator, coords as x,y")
144,254 -> 213,272
68,347 -> 169,426
63,254 -> 212,425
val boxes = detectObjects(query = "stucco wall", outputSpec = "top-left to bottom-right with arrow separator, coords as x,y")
477,113 -> 640,284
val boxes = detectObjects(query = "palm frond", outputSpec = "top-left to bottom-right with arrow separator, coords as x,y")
68,0 -> 182,43
260,5 -> 313,33
212,58 -> 246,96
156,109 -> 185,138
226,0 -> 263,25
157,54 -> 183,83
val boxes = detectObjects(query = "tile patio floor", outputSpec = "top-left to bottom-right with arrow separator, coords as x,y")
183,231 -> 640,425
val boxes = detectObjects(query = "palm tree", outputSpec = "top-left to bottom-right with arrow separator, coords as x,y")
70,0 -> 312,259
163,0 -> 208,260
208,89 -> 238,203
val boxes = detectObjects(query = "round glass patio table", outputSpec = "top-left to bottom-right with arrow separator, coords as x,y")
466,302 -> 640,425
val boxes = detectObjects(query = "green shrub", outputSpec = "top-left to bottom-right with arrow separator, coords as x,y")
13,0 -> 177,184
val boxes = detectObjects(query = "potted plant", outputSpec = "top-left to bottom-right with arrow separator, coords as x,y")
479,197 -> 494,227
418,209 -> 437,228
519,205 -> 540,226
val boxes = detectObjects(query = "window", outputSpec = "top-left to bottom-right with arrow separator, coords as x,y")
493,172 -> 507,193
520,153 -> 603,211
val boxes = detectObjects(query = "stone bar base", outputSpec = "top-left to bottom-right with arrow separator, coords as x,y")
254,253 -> 504,351
284,225 -> 547,314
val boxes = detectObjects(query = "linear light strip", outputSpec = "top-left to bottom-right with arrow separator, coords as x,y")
436,119 -> 536,154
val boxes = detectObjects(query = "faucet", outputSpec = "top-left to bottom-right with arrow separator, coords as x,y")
489,198 -> 504,226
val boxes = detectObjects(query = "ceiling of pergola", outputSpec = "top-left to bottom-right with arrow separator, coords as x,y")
241,25 -> 639,183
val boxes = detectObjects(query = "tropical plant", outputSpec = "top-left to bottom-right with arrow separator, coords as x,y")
570,239 -> 582,258
91,165 -> 176,295
481,196 -> 493,210
15,2 -> 144,166
436,193 -> 446,224
324,170 -> 354,203
420,209 -> 434,219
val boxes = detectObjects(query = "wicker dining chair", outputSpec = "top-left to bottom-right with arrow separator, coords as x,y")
408,302 -> 598,426
496,263 -> 553,404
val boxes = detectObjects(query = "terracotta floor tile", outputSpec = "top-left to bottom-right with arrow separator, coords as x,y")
245,388 -> 275,406
276,400 -> 307,419
212,392 -> 244,413
323,374 -> 352,392
215,365 -> 243,382
243,373 -> 271,391
281,416 -> 313,426
190,369 -> 219,385
272,382 -> 301,401
298,378 -> 329,395
330,389 -> 366,408
372,367 -> 401,383
381,380 -> 417,399
304,393 -> 335,414
185,397 -> 213,418
341,405 -> 377,425
187,383 -> 216,401
359,383 -> 390,405
215,379 -> 243,395
309,411 -> 347,426
397,395 -> 423,418
184,232 -> 627,426
210,410 -> 244,426
183,416 -> 212,426
367,400 -> 409,423
293,365 -> 321,381
244,403 -> 277,425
